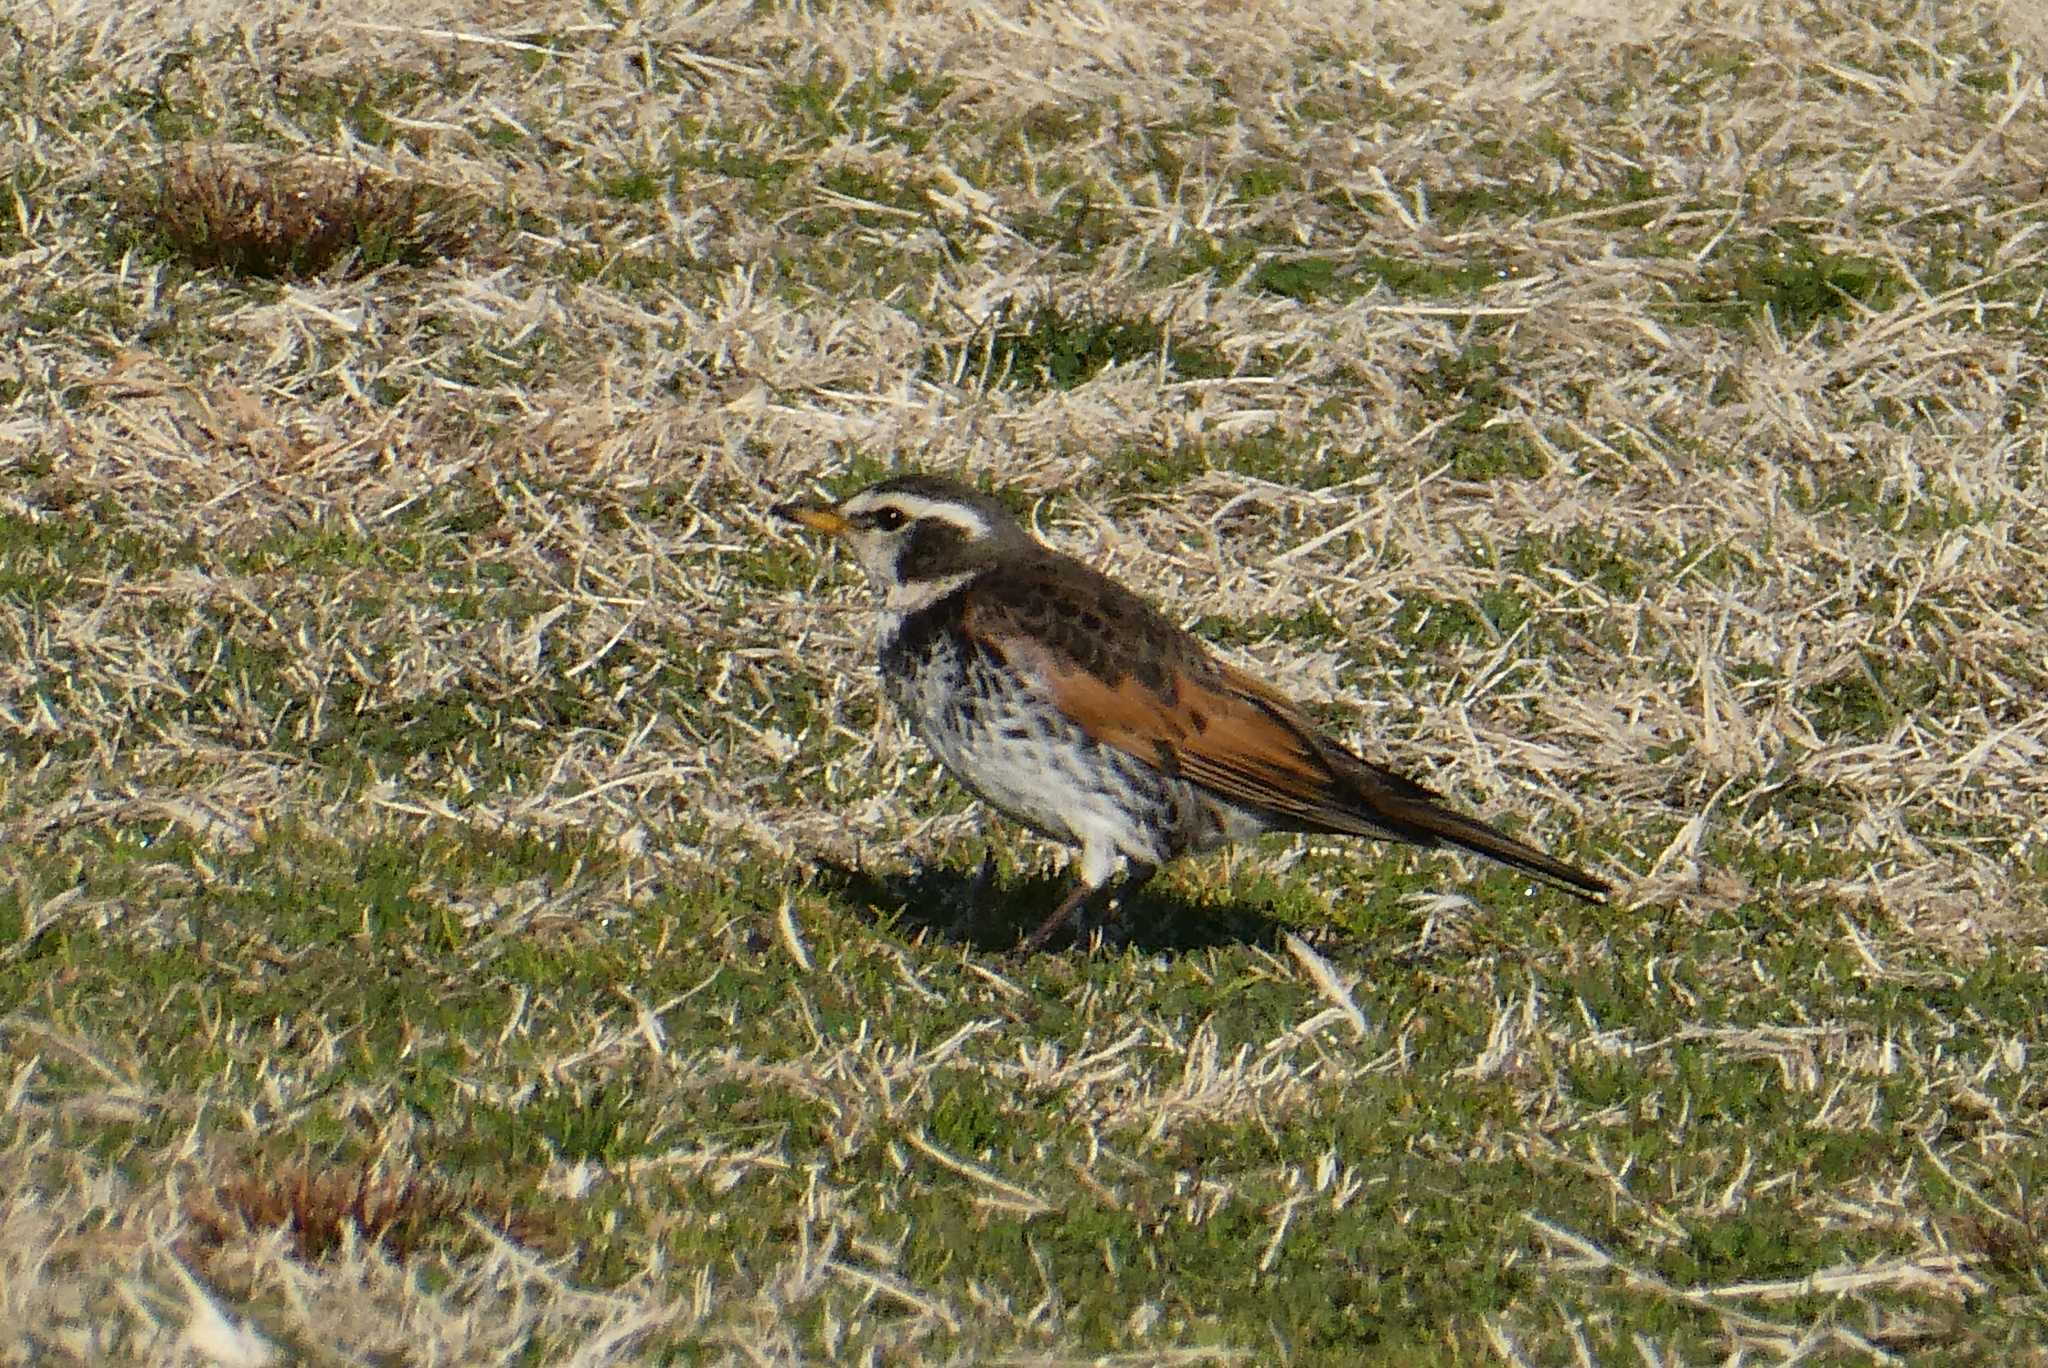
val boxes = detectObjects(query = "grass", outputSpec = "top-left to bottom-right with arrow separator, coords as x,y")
929,291 -> 1243,391
4,0 -> 2048,1362
114,147 -> 481,279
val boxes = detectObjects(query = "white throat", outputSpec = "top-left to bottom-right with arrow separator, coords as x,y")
883,570 -> 976,614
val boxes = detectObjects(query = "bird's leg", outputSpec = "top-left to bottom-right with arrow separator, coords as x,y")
1089,861 -> 1157,946
1020,860 -> 1157,952
970,848 -> 1000,901
1020,877 -> 1103,952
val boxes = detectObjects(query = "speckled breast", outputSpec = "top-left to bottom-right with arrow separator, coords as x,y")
876,593 -> 1198,861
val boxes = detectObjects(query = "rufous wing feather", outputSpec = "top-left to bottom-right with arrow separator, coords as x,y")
1038,660 -> 1341,822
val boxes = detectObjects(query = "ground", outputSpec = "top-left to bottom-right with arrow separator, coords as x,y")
3,0 -> 2047,1362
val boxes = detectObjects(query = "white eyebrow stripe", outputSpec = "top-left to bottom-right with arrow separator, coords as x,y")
842,491 -> 992,539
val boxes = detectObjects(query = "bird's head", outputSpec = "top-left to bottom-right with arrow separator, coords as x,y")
774,475 -> 1031,609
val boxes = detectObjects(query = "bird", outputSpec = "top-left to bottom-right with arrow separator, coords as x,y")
774,474 -> 1610,950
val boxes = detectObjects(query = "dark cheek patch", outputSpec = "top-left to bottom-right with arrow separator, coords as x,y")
895,522 -> 961,583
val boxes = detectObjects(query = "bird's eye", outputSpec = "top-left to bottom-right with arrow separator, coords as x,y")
870,507 -> 908,532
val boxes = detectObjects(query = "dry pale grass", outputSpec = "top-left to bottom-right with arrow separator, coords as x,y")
3,0 -> 2047,1361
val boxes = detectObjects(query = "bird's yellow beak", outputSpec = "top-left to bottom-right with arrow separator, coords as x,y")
773,501 -> 853,537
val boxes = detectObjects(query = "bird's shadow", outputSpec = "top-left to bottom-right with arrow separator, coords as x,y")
810,858 -> 1291,956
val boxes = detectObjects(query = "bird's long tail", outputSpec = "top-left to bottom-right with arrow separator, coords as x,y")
1202,672 -> 1612,901
1372,795 -> 1611,901
1311,748 -> 1611,901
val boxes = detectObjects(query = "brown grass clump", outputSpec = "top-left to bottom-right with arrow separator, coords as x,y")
118,148 -> 480,280
184,1158 -> 543,1262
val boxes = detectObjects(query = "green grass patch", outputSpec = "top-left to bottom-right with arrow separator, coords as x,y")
1097,431 -> 1363,493
8,768 -> 2039,1360
770,64 -> 957,155
931,293 -> 1242,391
1672,228 -> 1903,329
